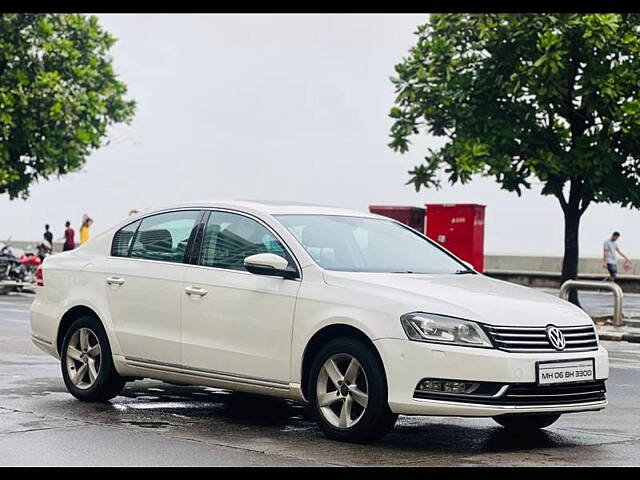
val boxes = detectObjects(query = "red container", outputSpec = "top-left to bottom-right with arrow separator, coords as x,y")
369,206 -> 425,232
425,203 -> 485,272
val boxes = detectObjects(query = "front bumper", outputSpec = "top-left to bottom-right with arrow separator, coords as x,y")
374,338 -> 609,417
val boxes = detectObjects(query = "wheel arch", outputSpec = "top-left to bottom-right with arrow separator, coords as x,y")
300,323 -> 387,400
56,305 -> 105,355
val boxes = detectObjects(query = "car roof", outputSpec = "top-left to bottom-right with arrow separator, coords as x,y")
136,199 -> 380,219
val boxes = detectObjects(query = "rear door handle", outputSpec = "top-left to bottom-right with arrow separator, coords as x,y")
185,286 -> 208,297
106,276 -> 126,286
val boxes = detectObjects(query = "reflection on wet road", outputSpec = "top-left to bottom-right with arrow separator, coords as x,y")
2,293 -> 640,466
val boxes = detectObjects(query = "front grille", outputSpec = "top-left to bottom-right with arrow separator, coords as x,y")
485,324 -> 598,353
414,380 -> 606,406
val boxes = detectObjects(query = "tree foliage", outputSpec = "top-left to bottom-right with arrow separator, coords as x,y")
390,13 -> 640,211
0,13 -> 135,199
389,14 -> 640,298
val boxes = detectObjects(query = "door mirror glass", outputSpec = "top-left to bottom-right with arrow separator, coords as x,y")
244,253 -> 297,279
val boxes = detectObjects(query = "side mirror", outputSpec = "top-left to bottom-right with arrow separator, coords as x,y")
244,253 -> 298,279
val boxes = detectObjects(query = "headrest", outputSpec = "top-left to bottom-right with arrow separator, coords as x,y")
222,221 -> 261,243
139,229 -> 173,252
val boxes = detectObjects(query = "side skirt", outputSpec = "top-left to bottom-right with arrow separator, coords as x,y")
113,355 -> 306,402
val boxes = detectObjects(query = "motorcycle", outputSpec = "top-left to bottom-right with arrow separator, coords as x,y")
0,240 -> 33,294
19,247 -> 43,285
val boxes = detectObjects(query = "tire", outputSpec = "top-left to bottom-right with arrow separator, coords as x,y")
493,413 -> 561,431
308,337 -> 398,443
60,316 -> 126,402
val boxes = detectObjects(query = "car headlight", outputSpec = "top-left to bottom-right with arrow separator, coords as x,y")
400,312 -> 493,348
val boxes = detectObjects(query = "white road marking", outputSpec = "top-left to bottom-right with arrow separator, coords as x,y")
609,357 -> 640,364
609,364 -> 640,370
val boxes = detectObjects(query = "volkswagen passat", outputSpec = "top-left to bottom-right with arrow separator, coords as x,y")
30,201 -> 608,443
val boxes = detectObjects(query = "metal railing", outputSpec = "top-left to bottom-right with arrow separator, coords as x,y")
560,280 -> 624,327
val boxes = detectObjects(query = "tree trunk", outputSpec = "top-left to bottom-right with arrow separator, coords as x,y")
561,202 -> 581,306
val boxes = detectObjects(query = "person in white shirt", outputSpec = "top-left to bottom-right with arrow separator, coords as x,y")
603,231 -> 630,282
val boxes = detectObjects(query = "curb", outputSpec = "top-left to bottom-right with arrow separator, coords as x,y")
597,328 -> 640,343
598,331 -> 624,342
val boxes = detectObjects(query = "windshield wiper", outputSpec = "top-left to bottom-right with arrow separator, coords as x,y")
455,268 -> 476,275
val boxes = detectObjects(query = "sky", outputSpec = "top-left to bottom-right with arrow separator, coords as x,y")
1,13 -> 638,257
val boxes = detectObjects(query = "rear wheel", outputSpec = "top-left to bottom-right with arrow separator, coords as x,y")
61,316 -> 126,402
308,337 -> 397,443
493,413 -> 561,431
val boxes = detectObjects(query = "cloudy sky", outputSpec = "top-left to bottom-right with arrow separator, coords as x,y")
1,14 -> 638,257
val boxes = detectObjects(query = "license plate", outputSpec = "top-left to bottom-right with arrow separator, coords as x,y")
536,359 -> 595,386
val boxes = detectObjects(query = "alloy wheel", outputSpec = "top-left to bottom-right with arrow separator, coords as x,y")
316,353 -> 369,429
65,327 -> 101,390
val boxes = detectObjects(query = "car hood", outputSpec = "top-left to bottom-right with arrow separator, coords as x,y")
321,271 -> 591,327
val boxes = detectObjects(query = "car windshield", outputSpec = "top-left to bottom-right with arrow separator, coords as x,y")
275,214 -> 467,274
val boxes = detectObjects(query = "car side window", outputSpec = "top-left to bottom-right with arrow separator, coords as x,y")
129,210 -> 200,263
200,211 -> 294,272
111,220 -> 141,257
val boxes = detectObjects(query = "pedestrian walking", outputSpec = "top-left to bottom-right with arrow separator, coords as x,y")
603,231 -> 631,282
79,215 -> 93,245
43,224 -> 53,247
62,221 -> 75,251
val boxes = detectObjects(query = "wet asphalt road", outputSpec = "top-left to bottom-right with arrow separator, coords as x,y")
2,293 -> 640,466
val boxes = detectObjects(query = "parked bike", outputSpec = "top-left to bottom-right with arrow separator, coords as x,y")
0,241 -> 31,294
19,248 -> 43,285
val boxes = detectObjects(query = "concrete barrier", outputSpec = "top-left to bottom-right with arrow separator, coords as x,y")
485,255 -> 640,293
1,240 -> 64,254
485,254 -> 640,276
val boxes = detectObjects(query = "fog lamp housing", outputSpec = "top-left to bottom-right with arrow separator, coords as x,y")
414,378 -> 507,400
417,379 -> 480,394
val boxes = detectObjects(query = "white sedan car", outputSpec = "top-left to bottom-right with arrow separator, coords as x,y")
30,200 -> 608,443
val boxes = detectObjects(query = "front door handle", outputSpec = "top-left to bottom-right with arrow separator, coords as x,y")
106,276 -> 125,286
185,286 -> 208,297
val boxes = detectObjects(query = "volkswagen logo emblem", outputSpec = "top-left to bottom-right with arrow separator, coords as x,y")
546,325 -> 566,351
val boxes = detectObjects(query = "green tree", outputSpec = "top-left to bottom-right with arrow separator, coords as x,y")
0,13 -> 135,199
389,13 -> 640,304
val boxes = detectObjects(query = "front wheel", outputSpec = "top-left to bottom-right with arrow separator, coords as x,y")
61,316 -> 126,402
493,413 -> 561,431
308,338 -> 398,443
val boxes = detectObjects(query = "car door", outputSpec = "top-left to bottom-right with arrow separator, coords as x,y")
180,210 -> 301,383
103,209 -> 201,365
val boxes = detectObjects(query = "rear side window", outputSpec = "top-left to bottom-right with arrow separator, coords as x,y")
128,210 -> 200,263
111,220 -> 141,257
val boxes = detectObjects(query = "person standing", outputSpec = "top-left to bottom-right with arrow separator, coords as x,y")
63,221 -> 75,251
43,224 -> 53,247
79,215 -> 93,245
603,231 -> 630,282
